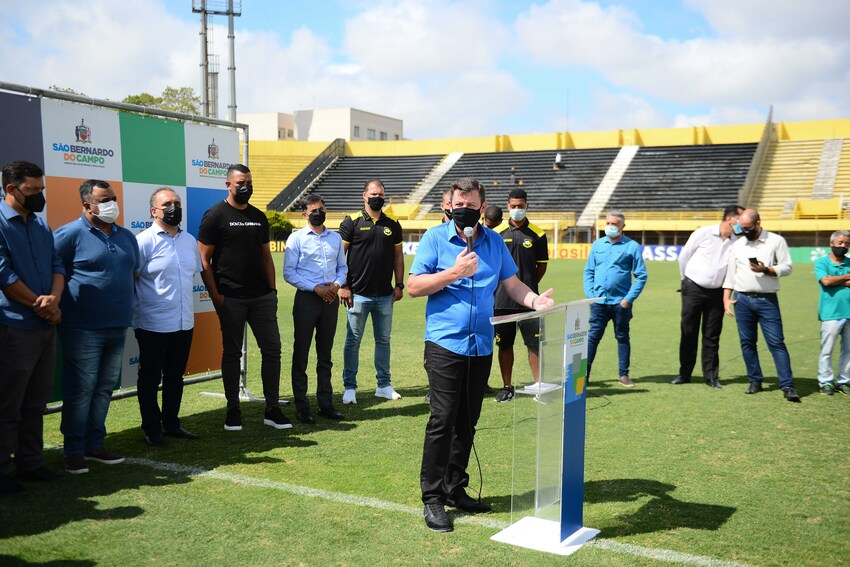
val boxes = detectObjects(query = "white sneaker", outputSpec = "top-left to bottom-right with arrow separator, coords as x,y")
342,389 -> 357,405
375,385 -> 402,400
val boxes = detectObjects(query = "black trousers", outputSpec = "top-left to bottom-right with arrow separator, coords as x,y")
678,277 -> 725,380
0,325 -> 55,472
135,328 -> 194,436
216,292 -> 281,410
291,290 -> 339,414
420,341 -> 492,504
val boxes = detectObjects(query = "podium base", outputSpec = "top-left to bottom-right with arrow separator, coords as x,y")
490,517 -> 599,556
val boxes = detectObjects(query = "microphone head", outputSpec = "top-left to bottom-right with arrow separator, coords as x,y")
463,227 -> 474,238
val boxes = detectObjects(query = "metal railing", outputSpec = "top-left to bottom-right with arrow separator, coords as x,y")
267,138 -> 345,211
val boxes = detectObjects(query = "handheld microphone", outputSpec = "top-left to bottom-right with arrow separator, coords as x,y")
463,226 -> 474,254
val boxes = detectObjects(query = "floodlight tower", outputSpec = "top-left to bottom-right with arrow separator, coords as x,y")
192,0 -> 241,121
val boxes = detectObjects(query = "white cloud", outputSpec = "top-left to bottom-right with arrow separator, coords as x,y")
343,0 -> 511,80
574,90 -> 671,131
515,0 -> 850,126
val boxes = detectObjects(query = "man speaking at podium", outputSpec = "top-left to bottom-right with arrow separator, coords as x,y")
408,177 -> 554,532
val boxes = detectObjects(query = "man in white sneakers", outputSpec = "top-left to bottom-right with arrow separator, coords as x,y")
338,179 -> 404,405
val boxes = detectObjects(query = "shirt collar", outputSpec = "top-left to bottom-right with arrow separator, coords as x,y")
444,220 -> 487,244
80,213 -> 116,235
0,200 -> 23,221
361,209 -> 383,222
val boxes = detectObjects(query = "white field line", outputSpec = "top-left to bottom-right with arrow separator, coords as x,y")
127,457 -> 750,567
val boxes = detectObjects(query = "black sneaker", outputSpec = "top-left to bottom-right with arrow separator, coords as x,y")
224,407 -> 242,431
494,385 -> 515,403
84,447 -> 125,465
423,503 -> 453,532
263,407 -> 293,430
820,384 -> 835,396
783,386 -> 801,403
836,383 -> 850,395
446,492 -> 493,514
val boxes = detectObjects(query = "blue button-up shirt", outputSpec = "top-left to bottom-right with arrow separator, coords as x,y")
0,201 -> 65,329
410,221 -> 517,357
283,226 -> 347,292
54,215 -> 141,329
583,234 -> 647,304
134,224 -> 202,333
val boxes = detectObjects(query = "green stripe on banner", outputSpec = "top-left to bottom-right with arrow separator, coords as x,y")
119,112 -> 186,185
789,247 -> 829,263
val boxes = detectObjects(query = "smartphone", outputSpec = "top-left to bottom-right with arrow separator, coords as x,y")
748,257 -> 759,264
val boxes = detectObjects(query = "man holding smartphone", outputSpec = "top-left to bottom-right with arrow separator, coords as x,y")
722,209 -> 799,402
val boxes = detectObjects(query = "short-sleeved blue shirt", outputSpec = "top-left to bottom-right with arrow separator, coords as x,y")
54,215 -> 141,329
410,221 -> 517,357
0,200 -> 65,329
814,254 -> 850,321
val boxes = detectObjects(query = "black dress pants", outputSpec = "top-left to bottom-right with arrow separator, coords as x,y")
678,277 -> 724,380
420,341 -> 492,504
291,290 -> 339,414
135,328 -> 194,436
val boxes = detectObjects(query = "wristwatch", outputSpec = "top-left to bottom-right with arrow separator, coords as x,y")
395,283 -> 405,290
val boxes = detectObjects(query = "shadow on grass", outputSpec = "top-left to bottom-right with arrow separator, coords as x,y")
0,557 -> 96,567
585,478 -> 736,537
0,403 -> 325,542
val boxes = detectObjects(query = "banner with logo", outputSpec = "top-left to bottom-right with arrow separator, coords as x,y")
1,92 -> 236,395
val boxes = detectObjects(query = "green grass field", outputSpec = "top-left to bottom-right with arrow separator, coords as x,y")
1,256 -> 848,566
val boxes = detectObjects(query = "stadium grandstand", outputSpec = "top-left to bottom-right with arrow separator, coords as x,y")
254,113 -> 850,247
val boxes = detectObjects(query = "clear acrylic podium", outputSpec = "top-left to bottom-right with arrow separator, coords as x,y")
489,298 -> 600,555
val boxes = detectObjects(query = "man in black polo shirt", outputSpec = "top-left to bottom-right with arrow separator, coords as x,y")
493,188 -> 549,402
338,179 -> 405,405
197,164 -> 291,431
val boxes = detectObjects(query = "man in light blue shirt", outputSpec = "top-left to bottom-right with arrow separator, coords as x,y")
408,177 -> 554,532
134,188 -> 202,446
284,194 -> 347,424
583,211 -> 648,387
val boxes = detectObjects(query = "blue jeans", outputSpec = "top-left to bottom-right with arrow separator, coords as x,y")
733,293 -> 794,389
818,319 -> 850,386
342,293 -> 394,390
59,328 -> 127,455
586,302 -> 632,380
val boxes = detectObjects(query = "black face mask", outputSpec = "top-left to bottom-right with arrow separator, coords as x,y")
443,209 -> 453,222
452,207 -> 481,231
367,196 -> 385,211
832,246 -> 848,258
233,184 -> 253,205
309,210 -> 326,226
16,188 -> 46,213
161,204 -> 182,227
741,228 -> 759,242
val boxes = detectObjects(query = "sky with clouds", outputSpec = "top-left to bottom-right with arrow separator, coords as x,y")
1,0 -> 847,139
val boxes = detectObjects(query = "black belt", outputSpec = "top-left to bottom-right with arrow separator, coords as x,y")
737,291 -> 776,298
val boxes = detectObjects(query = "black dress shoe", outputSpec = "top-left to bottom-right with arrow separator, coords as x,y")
16,466 -> 64,482
446,493 -> 492,514
297,411 -> 316,425
0,472 -> 27,496
783,386 -> 801,403
144,434 -> 165,447
318,407 -> 344,420
745,382 -> 763,394
706,378 -> 722,389
423,503 -> 453,532
163,427 -> 200,440
671,375 -> 690,385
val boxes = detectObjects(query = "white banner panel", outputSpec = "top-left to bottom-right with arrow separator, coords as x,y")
40,98 -> 124,180
184,122 -> 239,187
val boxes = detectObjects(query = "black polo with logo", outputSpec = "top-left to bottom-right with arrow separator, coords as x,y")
494,219 -> 549,310
338,210 -> 403,296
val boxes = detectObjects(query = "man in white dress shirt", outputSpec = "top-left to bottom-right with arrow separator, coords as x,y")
672,205 -> 743,388
722,209 -> 800,402
134,188 -> 202,446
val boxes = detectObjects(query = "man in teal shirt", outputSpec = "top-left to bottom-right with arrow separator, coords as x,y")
815,230 -> 850,395
583,211 -> 648,387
